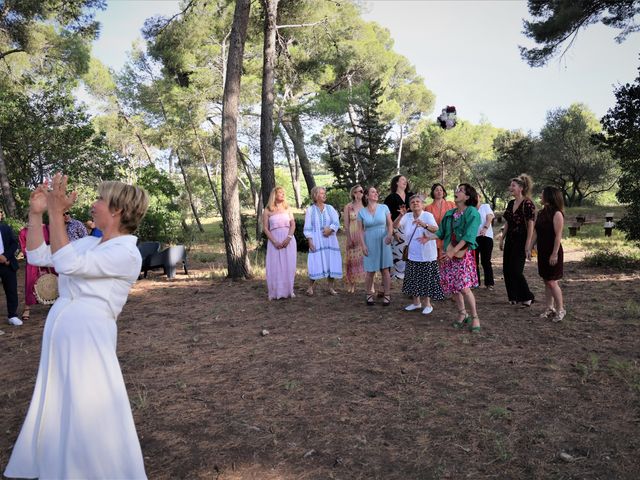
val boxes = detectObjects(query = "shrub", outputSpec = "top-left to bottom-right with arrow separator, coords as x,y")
325,188 -> 351,214
582,248 -> 640,270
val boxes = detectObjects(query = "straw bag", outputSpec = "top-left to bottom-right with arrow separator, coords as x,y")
34,268 -> 59,305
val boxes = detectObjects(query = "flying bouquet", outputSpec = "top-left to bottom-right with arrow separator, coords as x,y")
437,106 -> 457,130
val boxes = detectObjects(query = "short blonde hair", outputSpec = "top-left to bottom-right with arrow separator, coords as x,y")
310,186 -> 326,204
98,181 -> 149,234
266,186 -> 289,212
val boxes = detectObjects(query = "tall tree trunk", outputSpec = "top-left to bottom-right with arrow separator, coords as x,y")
238,146 -> 262,238
0,134 -> 17,217
282,114 -> 315,196
279,130 -> 301,207
221,0 -> 252,279
176,150 -> 205,232
259,0 -> 278,207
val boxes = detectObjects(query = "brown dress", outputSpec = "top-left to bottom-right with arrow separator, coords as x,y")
535,208 -> 564,281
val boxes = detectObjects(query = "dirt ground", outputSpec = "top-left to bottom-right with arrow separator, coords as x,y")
1,245 -> 639,480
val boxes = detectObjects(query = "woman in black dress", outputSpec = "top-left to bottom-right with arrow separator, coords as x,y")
532,186 -> 565,321
500,174 -> 536,306
384,175 -> 413,280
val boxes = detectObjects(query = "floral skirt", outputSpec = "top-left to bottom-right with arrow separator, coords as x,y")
439,249 -> 478,295
344,243 -> 365,285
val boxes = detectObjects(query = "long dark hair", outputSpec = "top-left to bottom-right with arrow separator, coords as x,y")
457,183 -> 478,207
542,186 -> 564,213
430,183 -> 448,199
362,186 -> 377,207
390,175 -> 410,194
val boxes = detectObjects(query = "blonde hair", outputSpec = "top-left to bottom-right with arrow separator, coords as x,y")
511,173 -> 533,198
349,184 -> 363,200
266,186 -> 289,211
98,181 -> 149,234
310,186 -> 326,204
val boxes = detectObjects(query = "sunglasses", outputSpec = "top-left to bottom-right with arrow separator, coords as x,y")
63,212 -> 71,216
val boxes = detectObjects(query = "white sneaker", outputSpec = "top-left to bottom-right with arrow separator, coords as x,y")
8,316 -> 23,326
404,304 -> 421,311
422,306 -> 434,315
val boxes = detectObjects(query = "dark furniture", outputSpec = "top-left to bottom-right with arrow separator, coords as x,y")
142,245 -> 188,279
138,241 -> 161,278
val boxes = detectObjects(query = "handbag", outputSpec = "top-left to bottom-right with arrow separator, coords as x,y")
34,268 -> 59,305
401,217 -> 420,261
446,215 -> 467,259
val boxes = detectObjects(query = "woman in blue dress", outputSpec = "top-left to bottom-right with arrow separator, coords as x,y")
358,186 -> 394,306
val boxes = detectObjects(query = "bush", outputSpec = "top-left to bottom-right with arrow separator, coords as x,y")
325,188 -> 351,214
3,216 -> 24,237
582,248 -> 640,270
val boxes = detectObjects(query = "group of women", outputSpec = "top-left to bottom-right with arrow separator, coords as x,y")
264,173 -> 567,327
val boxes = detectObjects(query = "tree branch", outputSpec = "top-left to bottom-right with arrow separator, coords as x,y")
276,19 -> 326,30
0,48 -> 25,60
154,0 -> 197,36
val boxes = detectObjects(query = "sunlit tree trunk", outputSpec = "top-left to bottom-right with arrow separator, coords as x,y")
0,134 -> 17,217
282,114 -> 315,196
221,0 -> 252,279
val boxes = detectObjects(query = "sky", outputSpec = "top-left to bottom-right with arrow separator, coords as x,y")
91,0 -> 640,133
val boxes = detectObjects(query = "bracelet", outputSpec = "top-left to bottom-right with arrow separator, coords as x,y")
287,235 -> 293,239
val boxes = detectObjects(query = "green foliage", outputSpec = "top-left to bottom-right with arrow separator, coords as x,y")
599,65 -> 640,243
134,165 -> 183,243
2,217 -> 24,237
325,80 -> 395,188
324,188 -> 351,213
520,0 -> 640,67
582,248 -> 640,270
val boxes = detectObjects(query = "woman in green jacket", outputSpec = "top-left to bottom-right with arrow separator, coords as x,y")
427,183 -> 482,332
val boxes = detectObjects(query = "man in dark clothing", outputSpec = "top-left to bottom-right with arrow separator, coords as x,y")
0,211 -> 20,328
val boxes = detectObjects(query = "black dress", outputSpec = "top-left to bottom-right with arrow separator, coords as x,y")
503,198 -> 536,303
535,208 -> 564,280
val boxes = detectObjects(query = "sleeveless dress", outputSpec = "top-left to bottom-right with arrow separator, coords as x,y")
535,208 -> 564,281
358,204 -> 393,272
18,225 -> 56,307
344,204 -> 365,286
265,211 -> 297,299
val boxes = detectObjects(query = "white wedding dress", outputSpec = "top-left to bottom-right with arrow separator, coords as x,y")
4,236 -> 147,479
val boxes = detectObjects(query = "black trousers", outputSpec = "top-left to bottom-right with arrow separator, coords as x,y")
503,234 -> 534,303
475,236 -> 494,286
0,264 -> 18,318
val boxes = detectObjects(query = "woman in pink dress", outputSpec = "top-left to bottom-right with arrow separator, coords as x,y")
263,186 -> 297,300
343,185 -> 365,293
18,224 -> 55,321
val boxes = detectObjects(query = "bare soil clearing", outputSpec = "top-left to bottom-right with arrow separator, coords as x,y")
2,247 -> 639,479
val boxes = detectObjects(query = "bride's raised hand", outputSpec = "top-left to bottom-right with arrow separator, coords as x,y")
29,182 -> 49,215
46,173 -> 77,215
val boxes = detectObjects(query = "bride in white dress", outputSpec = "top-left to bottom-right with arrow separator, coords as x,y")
5,173 -> 149,480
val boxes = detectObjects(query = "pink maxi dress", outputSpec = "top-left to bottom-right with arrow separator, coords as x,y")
19,225 -> 55,307
266,212 -> 297,300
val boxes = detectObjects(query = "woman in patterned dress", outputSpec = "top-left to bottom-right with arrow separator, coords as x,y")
427,183 -> 482,332
303,186 -> 342,296
400,195 -> 445,315
500,174 -> 536,306
343,185 -> 365,293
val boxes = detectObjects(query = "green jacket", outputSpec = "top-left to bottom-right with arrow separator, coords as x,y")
436,206 -> 481,251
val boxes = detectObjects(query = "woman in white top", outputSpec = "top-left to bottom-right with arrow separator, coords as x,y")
475,195 -> 495,289
400,195 -> 445,314
303,186 -> 342,296
5,174 -> 149,480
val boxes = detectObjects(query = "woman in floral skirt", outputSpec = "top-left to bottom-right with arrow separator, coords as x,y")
343,185 -> 365,293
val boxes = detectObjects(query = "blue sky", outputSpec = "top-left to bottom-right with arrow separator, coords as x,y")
92,0 -> 640,133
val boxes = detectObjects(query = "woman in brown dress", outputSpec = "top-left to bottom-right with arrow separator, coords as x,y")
531,186 -> 566,321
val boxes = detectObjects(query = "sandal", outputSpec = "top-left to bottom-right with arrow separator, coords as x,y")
539,307 -> 556,319
469,316 -> 481,333
366,294 -> 375,306
382,295 -> 391,306
21,310 -> 30,322
306,286 -> 315,296
553,309 -> 566,322
329,288 -> 338,296
453,310 -> 470,329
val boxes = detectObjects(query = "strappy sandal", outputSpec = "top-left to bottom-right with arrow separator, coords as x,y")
21,310 -> 30,322
469,316 -> 481,333
453,310 -> 470,329
366,294 -> 375,306
306,286 -> 315,296
539,307 -> 556,319
382,295 -> 391,306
